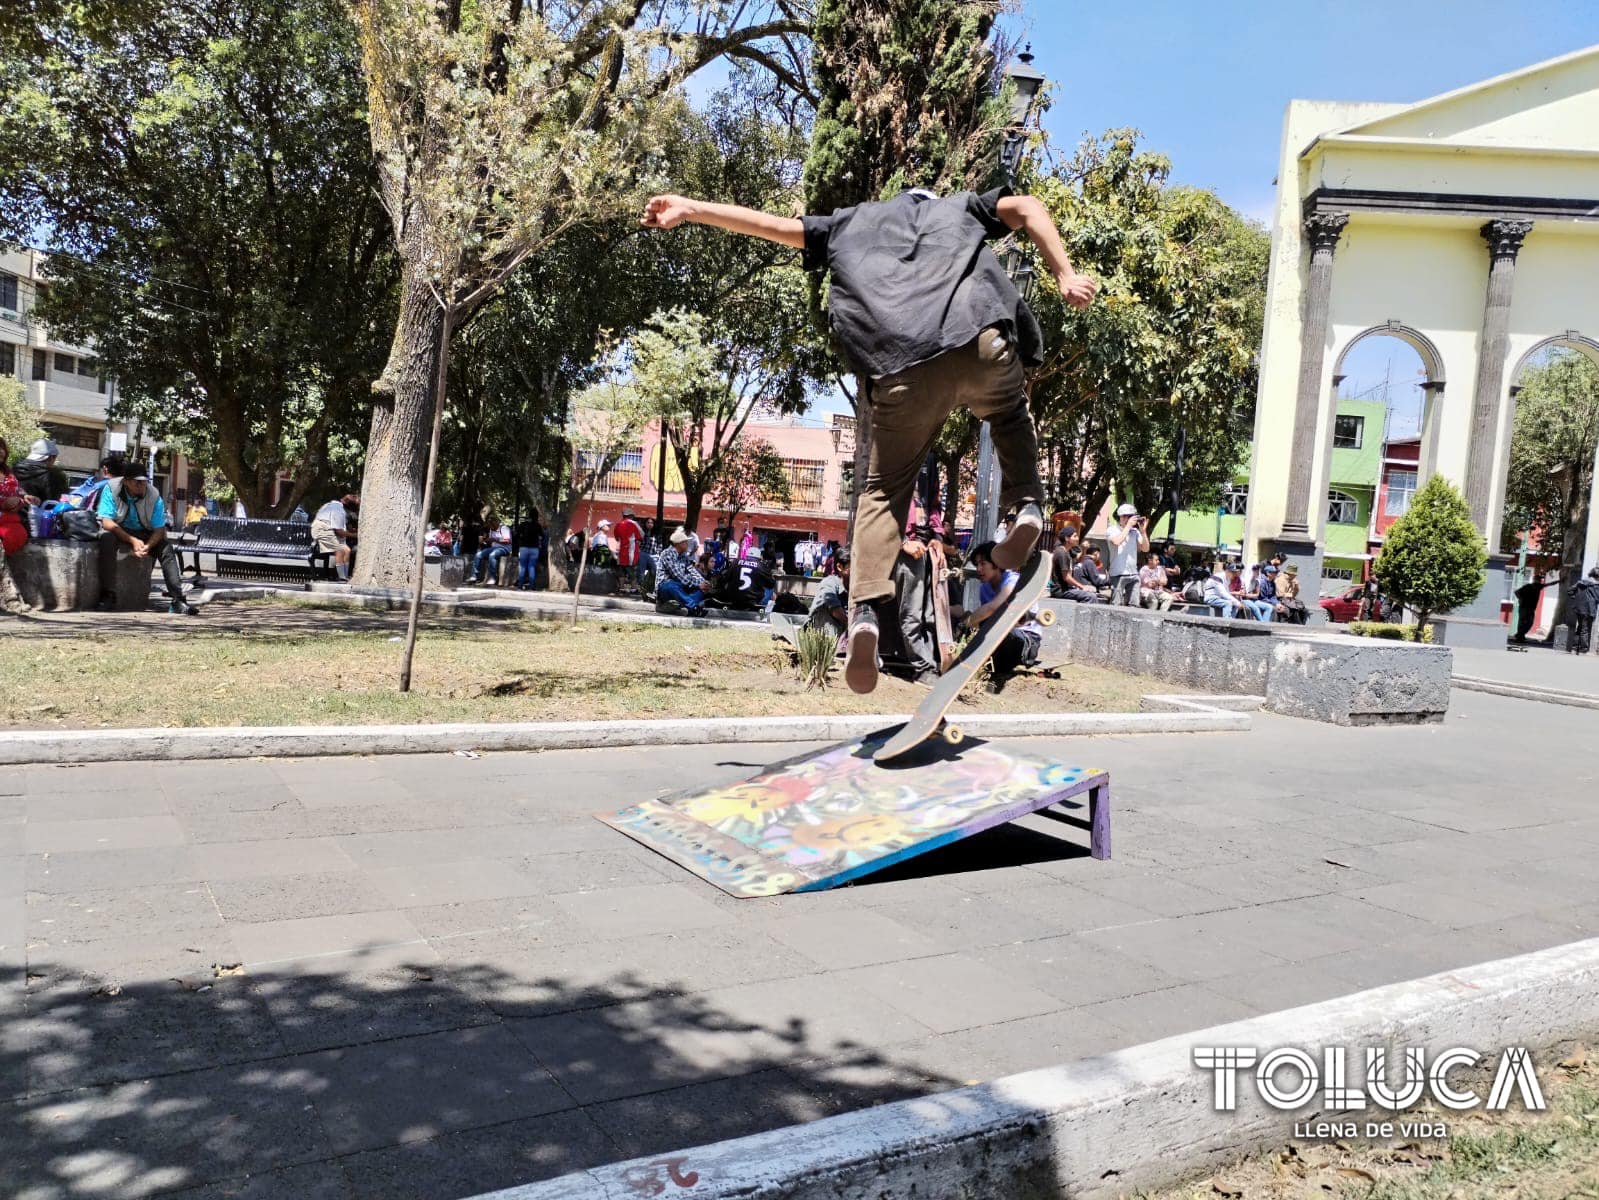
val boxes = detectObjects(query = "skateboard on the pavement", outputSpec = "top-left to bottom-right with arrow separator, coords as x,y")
874,551 -> 1053,764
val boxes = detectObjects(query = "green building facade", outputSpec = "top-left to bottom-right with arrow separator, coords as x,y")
1165,398 -> 1385,594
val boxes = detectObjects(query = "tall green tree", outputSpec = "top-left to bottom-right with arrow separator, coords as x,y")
1026,132 -> 1269,524
1375,474 -> 1487,634
0,380 -> 44,464
345,0 -> 809,590
1502,350 -> 1599,633
0,0 -> 396,515
801,0 -> 1011,519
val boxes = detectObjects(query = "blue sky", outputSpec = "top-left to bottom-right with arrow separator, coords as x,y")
1013,1 -> 1596,226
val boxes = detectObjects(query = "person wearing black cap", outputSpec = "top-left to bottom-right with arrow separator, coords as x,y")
95,459 -> 198,614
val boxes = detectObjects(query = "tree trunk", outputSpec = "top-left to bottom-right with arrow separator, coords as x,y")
1549,477 -> 1590,639
353,274 -> 445,588
683,488 -> 704,538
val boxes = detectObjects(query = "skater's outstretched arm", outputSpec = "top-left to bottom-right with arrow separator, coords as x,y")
641,194 -> 804,249
995,195 -> 1098,310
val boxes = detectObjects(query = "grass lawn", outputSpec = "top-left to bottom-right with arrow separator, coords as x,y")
1145,1046 -> 1598,1200
1,597 -> 1152,728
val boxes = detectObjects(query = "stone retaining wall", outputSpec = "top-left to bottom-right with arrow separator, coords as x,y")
1038,600 -> 1451,725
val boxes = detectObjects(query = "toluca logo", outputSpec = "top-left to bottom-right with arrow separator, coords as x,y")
1194,1046 -> 1546,1113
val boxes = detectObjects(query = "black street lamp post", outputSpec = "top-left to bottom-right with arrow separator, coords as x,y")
969,47 -> 1045,609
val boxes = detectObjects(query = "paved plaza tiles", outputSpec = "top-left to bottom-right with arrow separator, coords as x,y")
3,686 -> 1598,1198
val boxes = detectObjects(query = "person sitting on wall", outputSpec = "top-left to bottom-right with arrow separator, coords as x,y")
1138,550 -> 1177,611
808,547 -> 851,642
14,439 -> 69,508
655,526 -> 708,616
965,540 -> 1043,691
1203,561 -> 1243,620
95,459 -> 199,615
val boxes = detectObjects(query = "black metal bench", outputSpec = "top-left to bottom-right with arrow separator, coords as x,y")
183,517 -> 333,584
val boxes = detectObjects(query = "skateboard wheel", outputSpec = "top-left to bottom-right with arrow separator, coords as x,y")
1037,609 -> 1056,626
942,724 -> 965,746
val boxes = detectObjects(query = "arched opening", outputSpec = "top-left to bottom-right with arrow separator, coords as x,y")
1321,323 -> 1441,593
1500,334 -> 1599,640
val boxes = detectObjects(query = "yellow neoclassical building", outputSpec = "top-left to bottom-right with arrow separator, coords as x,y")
1245,44 -> 1599,647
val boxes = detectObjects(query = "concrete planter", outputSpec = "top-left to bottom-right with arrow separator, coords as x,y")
564,566 -> 619,595
424,554 -> 467,589
10,540 -> 100,611
10,538 -> 158,611
1039,598 -> 1451,725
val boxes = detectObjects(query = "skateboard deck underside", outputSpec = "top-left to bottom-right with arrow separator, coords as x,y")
600,735 -> 1109,898
874,552 -> 1051,762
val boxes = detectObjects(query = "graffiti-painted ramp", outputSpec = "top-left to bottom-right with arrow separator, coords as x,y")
599,735 -> 1109,898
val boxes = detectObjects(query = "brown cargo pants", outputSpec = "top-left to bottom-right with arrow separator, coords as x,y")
852,326 -> 1042,605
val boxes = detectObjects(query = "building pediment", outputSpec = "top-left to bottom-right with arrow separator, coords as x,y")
1329,44 -> 1599,153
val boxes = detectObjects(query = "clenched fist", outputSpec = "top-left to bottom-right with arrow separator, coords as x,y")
1057,272 -> 1099,310
641,194 -> 696,230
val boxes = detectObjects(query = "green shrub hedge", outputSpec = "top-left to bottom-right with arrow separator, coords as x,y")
1347,621 -> 1434,644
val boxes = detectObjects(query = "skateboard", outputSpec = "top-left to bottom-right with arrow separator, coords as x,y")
874,551 -> 1054,764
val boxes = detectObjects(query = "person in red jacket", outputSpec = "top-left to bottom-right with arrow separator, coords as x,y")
613,507 -> 645,592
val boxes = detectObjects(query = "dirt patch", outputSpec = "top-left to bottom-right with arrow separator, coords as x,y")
1139,1042 -> 1599,1200
0,597 -> 1152,729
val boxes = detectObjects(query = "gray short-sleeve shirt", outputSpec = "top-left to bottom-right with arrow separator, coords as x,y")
802,187 -> 1044,379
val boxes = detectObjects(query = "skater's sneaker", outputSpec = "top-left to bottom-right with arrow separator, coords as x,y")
844,602 -> 879,694
992,502 -> 1042,571
169,601 -> 199,616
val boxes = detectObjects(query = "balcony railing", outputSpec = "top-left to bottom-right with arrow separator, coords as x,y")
574,449 -> 643,498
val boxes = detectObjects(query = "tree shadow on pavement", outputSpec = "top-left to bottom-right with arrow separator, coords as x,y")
3,943 -> 959,1200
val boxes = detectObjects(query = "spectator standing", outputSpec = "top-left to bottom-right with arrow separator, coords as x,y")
312,493 -> 359,581
1203,562 -> 1242,619
613,508 -> 644,591
514,508 -> 545,591
655,526 -> 708,615
1138,551 -> 1176,611
1105,503 -> 1149,605
95,460 -> 198,614
1159,540 -> 1183,590
1567,567 -> 1599,654
0,436 -> 33,614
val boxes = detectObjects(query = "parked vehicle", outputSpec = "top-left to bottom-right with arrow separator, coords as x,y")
1320,584 -> 1365,623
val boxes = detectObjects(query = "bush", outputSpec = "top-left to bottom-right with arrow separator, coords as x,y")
1373,475 -> 1487,634
1348,621 -> 1434,643
795,624 -> 836,689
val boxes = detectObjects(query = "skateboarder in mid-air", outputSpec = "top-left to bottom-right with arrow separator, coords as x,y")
642,183 -> 1097,694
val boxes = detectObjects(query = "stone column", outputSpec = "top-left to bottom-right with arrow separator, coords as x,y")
1280,212 -> 1350,538
1463,218 -> 1532,533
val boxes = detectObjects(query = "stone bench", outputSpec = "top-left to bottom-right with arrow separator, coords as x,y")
10,539 -> 156,612
1037,598 -> 1451,725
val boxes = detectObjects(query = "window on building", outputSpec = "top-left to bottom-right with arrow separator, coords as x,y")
1323,567 -> 1355,585
0,343 -> 14,377
574,448 -> 643,497
781,458 -> 827,511
0,273 -> 17,313
1384,469 -> 1417,517
1328,489 -> 1360,525
1221,483 -> 1249,515
1333,414 -> 1364,449
55,353 -> 77,376
32,349 -> 47,381
41,423 -> 103,451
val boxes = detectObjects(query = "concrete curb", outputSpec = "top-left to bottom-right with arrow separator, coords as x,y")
475,938 -> 1599,1200
0,703 -> 1248,765
1453,673 -> 1599,710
